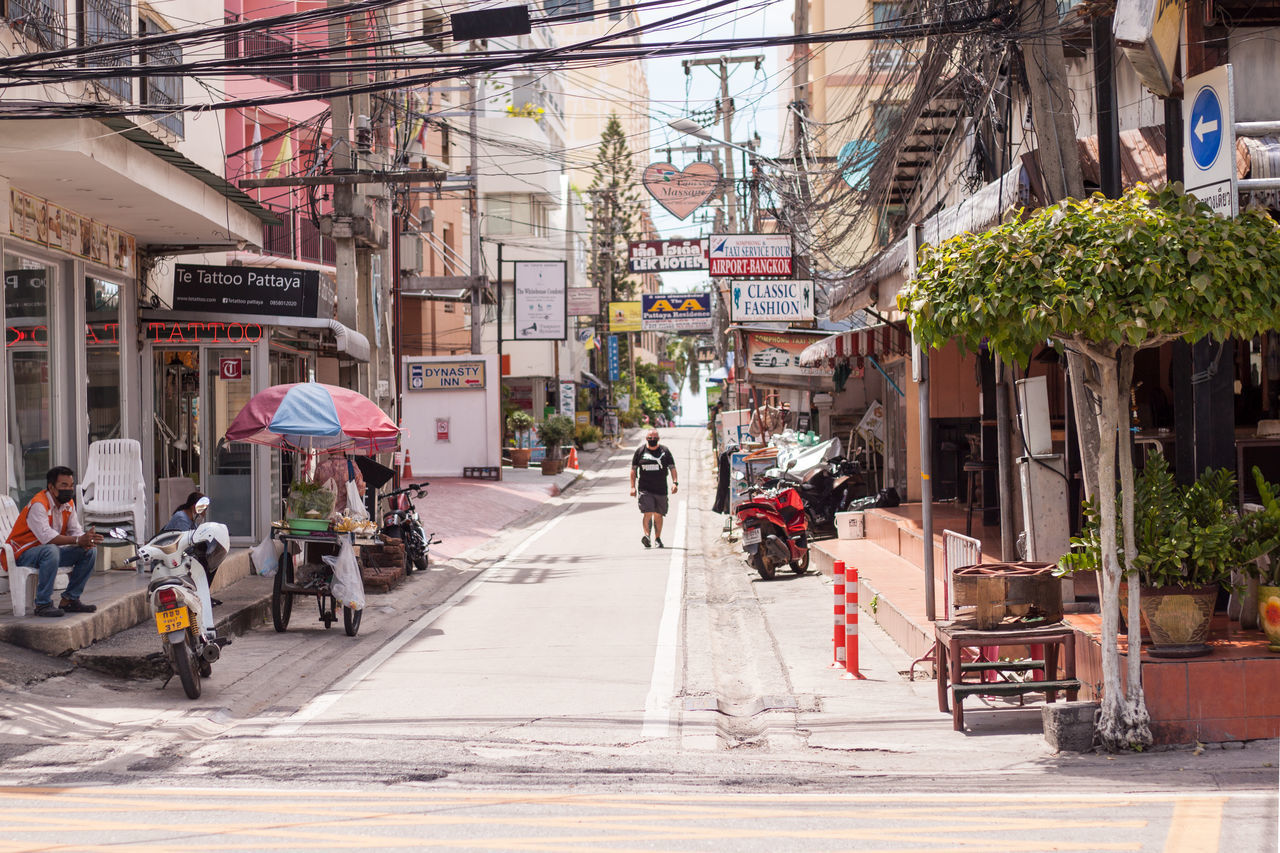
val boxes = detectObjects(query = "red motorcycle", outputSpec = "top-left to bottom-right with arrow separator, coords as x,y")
735,474 -> 810,579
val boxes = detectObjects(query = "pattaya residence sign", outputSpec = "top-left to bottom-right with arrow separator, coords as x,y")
173,263 -> 320,318
730,280 -> 814,323
708,234 -> 792,277
627,239 -> 709,273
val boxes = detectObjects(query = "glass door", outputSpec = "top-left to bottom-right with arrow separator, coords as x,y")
5,255 -> 55,504
204,347 -> 254,537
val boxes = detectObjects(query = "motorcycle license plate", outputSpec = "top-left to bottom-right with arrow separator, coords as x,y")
155,607 -> 190,634
742,527 -> 762,546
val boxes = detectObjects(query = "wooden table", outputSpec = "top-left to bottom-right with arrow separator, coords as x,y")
935,622 -> 1080,732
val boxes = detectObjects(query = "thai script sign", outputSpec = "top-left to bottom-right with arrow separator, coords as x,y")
627,239 -> 709,273
730,280 -> 814,323
708,234 -> 792,277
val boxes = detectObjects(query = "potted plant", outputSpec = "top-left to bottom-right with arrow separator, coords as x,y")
537,415 -> 575,475
575,423 -> 601,451
506,410 -> 535,468
1237,468 -> 1280,651
1060,456 -> 1247,657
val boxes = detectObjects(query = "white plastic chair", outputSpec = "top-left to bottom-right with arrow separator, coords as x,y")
908,529 -> 984,681
0,494 -> 73,617
78,439 -> 147,542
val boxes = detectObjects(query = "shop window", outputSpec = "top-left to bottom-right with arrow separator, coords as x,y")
78,0 -> 132,102
85,277 -> 121,445
5,255 -> 54,504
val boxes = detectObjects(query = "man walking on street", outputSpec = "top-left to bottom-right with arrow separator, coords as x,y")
630,429 -> 677,548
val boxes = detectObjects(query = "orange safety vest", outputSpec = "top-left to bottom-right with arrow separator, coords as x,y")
7,490 -> 75,559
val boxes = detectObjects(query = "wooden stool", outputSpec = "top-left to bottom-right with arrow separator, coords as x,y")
963,460 -> 998,536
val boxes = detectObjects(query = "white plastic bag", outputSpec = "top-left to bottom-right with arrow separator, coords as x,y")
324,539 -> 365,610
251,536 -> 283,577
346,478 -> 370,522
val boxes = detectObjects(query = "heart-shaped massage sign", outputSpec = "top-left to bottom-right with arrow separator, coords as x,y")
642,161 -> 722,220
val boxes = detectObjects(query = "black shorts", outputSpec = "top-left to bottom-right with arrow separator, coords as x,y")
638,491 -> 669,516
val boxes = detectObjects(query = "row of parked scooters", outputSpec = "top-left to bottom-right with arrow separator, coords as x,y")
734,450 -> 898,579
110,483 -> 438,700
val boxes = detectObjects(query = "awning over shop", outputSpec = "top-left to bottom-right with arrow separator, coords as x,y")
798,323 -> 911,367
142,310 -> 370,363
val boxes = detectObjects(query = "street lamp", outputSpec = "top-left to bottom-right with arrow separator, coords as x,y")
666,118 -> 777,165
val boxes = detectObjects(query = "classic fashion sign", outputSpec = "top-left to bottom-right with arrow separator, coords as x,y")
641,292 -> 712,332
641,162 -> 721,220
173,263 -> 320,318
708,234 -> 793,277
730,280 -> 815,323
514,260 -> 567,340
627,239 -> 709,273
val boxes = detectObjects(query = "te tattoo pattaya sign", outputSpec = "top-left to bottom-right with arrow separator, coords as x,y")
730,280 -> 814,323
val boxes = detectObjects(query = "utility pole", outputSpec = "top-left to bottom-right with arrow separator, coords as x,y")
682,55 -> 762,232
469,66 -> 484,354
328,0 -> 356,338
791,0 -> 813,277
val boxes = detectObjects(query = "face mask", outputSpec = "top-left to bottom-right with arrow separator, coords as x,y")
55,489 -> 75,504
647,439 -> 659,447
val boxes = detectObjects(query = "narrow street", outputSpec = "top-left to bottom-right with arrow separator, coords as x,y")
0,429 -> 1273,851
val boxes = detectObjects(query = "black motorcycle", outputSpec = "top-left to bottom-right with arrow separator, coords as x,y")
764,455 -> 865,539
378,483 -> 440,573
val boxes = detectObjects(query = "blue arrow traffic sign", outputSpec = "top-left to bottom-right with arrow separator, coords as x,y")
1188,85 -> 1224,171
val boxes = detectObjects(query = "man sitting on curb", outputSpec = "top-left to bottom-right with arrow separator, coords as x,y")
7,466 -> 102,617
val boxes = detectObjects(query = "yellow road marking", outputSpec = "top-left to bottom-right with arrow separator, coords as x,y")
1163,797 -> 1226,853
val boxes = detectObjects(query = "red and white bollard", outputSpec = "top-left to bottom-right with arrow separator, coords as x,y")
831,561 -> 846,669
842,564 -> 867,679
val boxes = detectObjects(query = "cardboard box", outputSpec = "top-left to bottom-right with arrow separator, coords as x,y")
835,511 -> 865,540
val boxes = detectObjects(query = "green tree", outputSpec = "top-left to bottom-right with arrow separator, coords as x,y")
899,184 -> 1280,750
667,336 -> 702,396
588,113 -> 643,299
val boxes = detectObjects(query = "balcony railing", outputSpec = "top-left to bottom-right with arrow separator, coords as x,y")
298,217 -> 335,265
6,0 -> 64,50
295,69 -> 331,98
80,0 -> 131,101
263,210 -> 294,257
141,40 -> 183,137
240,30 -> 293,89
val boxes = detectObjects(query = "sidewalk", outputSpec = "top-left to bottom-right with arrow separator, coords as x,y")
0,437 -> 631,663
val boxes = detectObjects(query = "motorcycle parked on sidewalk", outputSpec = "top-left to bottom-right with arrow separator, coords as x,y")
113,501 -> 231,699
764,455 -> 865,539
734,467 -> 810,579
378,483 -> 440,573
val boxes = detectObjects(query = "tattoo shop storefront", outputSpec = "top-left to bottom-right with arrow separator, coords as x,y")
141,261 -> 370,544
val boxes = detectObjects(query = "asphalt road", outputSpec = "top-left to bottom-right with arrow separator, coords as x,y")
0,427 -> 1274,851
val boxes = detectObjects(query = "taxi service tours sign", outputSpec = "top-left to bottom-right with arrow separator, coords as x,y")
641,292 -> 712,332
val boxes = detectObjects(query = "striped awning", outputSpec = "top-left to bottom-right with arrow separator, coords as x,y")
798,324 -> 911,367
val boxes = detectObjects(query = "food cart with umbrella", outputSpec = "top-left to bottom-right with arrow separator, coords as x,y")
224,382 -> 400,637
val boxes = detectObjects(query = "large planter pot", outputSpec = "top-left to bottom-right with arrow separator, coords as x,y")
1259,585 -> 1280,652
541,456 -> 564,476
1140,583 -> 1218,658
510,448 -> 532,469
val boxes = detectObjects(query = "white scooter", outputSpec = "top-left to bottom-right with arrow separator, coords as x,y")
114,500 -> 231,699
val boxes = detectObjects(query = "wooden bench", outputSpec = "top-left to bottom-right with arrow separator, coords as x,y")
935,621 -> 1080,732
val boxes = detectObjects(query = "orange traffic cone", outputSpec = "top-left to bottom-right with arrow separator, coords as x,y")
399,447 -> 416,481
566,447 -> 580,470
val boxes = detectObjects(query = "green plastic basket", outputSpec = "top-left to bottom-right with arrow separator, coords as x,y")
287,517 -> 331,533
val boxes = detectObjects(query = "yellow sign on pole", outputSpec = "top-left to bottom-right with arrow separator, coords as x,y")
608,301 -> 642,332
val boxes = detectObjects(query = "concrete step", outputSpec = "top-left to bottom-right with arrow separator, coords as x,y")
71,575 -> 272,679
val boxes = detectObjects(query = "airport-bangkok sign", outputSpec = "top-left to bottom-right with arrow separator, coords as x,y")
708,233 -> 793,277
729,280 -> 815,323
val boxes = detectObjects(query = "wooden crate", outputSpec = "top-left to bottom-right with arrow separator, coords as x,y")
952,562 -> 1063,630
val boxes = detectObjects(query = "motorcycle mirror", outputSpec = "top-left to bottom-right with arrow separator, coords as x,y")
194,496 -> 210,514
786,460 -> 798,471
108,527 -> 130,541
